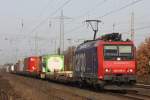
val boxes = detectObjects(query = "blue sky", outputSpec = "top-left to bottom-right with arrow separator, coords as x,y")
0,0 -> 149,64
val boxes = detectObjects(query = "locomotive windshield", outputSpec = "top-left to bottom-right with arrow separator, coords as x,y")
104,45 -> 133,60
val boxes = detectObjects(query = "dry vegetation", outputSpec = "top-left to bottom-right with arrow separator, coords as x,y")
137,38 -> 150,83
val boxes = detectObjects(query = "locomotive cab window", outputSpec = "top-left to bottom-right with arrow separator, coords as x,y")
118,46 -> 133,59
104,45 -> 134,60
104,46 -> 118,60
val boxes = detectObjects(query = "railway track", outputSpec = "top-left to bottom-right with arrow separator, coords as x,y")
12,73 -> 150,100
108,92 -> 149,100
135,84 -> 150,89
103,89 -> 150,100
47,80 -> 150,100
43,79 -> 150,100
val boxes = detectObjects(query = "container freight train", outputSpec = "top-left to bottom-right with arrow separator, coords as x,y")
11,33 -> 136,89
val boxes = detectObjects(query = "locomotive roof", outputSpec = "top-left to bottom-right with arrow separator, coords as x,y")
76,39 -> 99,50
76,39 -> 133,50
76,33 -> 133,50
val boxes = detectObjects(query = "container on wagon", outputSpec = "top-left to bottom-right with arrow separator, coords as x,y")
15,59 -> 24,72
24,56 -> 41,72
8,64 -> 14,72
41,54 -> 64,73
10,65 -> 15,72
14,62 -> 20,72
17,59 -> 24,71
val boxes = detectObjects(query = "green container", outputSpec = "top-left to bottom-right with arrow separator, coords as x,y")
41,54 -> 64,73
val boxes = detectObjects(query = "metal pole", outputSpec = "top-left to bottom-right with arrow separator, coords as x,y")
59,15 -> 62,54
94,30 -> 97,40
59,10 -> 64,54
113,23 -> 115,33
131,12 -> 134,42
62,11 -> 64,54
54,39 -> 57,54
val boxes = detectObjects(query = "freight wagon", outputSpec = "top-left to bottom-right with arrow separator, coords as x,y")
40,54 -> 67,79
15,56 -> 41,78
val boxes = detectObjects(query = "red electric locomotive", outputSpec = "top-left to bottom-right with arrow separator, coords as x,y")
74,33 -> 136,88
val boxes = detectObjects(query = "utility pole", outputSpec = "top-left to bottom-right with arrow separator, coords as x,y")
59,10 -> 71,54
54,39 -> 57,54
50,10 -> 71,55
67,38 -> 73,70
85,20 -> 101,40
59,10 -> 64,54
131,12 -> 135,42
34,32 -> 38,55
21,18 -> 24,29
51,39 -> 57,54
113,23 -> 115,33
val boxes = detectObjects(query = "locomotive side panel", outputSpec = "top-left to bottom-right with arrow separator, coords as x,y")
74,46 -> 99,80
84,47 -> 98,78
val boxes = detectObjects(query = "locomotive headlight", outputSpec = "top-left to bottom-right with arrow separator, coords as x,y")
105,68 -> 111,73
127,68 -> 134,73
117,57 -> 121,61
32,66 -> 35,70
129,69 -> 133,72
105,68 -> 109,72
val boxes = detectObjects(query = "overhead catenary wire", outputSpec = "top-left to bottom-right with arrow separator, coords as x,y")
28,0 -> 72,34
64,0 -> 108,35
71,0 -> 108,22
65,0 -> 143,36
31,0 -> 108,36
135,25 -> 150,31
100,0 -> 143,18
28,0 -> 72,55
123,25 -> 150,33
37,0 -> 56,18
